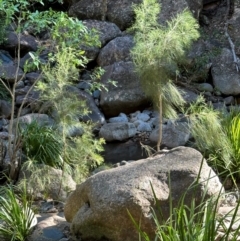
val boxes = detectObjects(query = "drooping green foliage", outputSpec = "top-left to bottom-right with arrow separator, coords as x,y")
130,0 -> 199,150
186,96 -> 240,181
20,121 -> 63,169
130,0 -> 199,116
186,96 -> 232,174
0,183 -> 35,241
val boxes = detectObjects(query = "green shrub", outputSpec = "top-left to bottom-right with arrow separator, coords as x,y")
186,96 -> 232,175
0,184 -> 35,241
20,121 -> 63,169
129,0 -> 199,150
186,97 -> 240,182
35,46 -> 105,182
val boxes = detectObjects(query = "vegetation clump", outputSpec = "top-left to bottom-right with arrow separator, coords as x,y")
0,0 -> 105,184
129,0 -> 200,151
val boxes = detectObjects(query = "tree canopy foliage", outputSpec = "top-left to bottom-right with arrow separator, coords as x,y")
130,0 -> 200,150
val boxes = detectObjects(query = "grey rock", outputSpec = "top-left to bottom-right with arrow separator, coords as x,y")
99,122 -> 137,141
224,96 -> 234,106
97,35 -> 134,66
108,113 -> 128,123
197,83 -> 213,92
69,0 -> 107,21
6,114 -> 54,134
137,121 -> 152,132
18,165 -> 76,201
28,213 -> 70,241
0,100 -> 11,118
92,89 -> 101,99
15,80 -> 25,89
25,72 -> 42,84
64,146 -> 223,241
0,50 -> 13,64
181,88 -> 199,104
80,20 -> 122,60
103,140 -> 148,164
83,20 -> 122,47
134,120 -> 152,132
0,63 -> 24,83
5,31 -> 38,53
19,52 -> 48,71
75,89 -> 106,125
136,112 -> 150,122
68,0 -> 202,31
150,121 -> 190,148
76,81 -> 91,90
142,109 -> 152,116
212,48 -> 240,95
99,61 -> 149,117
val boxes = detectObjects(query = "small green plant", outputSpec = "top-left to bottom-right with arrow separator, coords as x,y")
186,96 -> 232,174
129,178 -> 240,241
186,96 -> 240,183
25,9 -> 100,50
0,183 -> 35,241
20,121 -> 63,169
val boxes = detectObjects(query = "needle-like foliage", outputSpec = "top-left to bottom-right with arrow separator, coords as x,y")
130,0 -> 200,150
36,46 -> 105,182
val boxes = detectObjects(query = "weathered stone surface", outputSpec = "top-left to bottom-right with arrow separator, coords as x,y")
149,121 -> 190,148
134,120 -> 152,132
0,100 -> 11,118
197,83 -> 214,92
108,113 -> 128,123
28,213 -> 69,241
81,20 -> 122,60
0,63 -> 24,83
83,20 -> 122,47
6,114 -> 54,134
106,0 -> 141,30
69,0 -> 107,21
26,72 -> 42,84
99,122 -> 137,141
212,48 -> 240,95
4,31 -> 38,53
74,88 -> 106,125
68,0 -> 202,30
64,146 -> 223,241
181,88 -> 199,104
99,61 -> 149,117
97,35 -> 134,66
18,165 -> 76,201
103,140 -> 148,164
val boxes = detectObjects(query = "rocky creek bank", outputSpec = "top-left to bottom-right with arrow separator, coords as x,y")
1,0 -> 240,240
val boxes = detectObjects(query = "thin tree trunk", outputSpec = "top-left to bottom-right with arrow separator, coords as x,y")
157,95 -> 163,152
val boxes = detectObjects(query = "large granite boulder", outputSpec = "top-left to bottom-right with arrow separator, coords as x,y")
99,61 -> 149,117
64,146 -> 223,241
